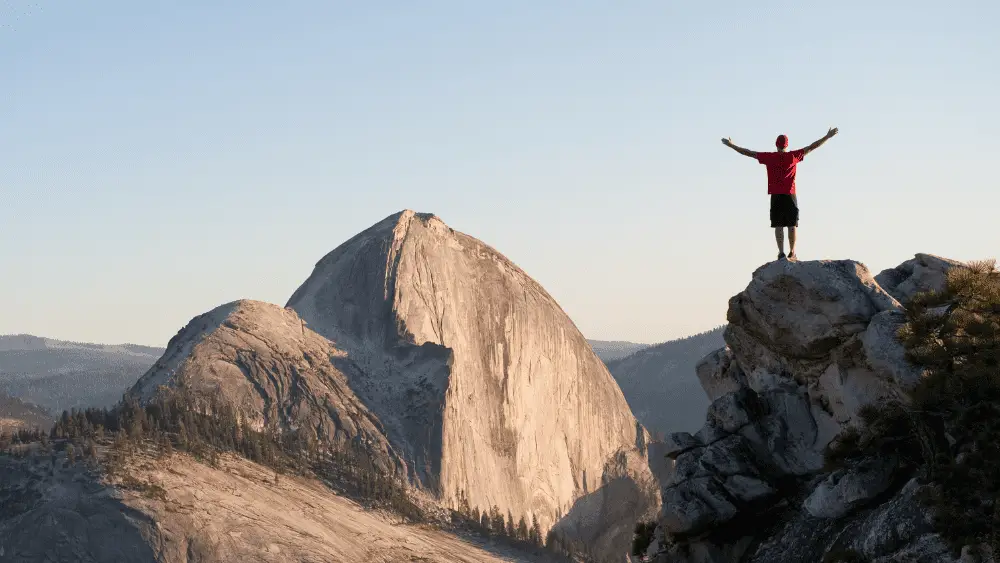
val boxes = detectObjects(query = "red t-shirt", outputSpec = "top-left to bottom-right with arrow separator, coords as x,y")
757,150 -> 806,195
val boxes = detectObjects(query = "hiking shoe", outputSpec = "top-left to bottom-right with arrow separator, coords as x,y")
788,252 -> 798,261
778,253 -> 786,261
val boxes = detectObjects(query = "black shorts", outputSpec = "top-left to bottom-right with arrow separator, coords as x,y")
770,194 -> 799,228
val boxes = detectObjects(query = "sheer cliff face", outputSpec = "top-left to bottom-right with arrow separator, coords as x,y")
286,210 -> 651,531
128,300 -> 402,473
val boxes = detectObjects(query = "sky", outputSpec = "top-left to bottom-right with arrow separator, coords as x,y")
1,1 -> 997,347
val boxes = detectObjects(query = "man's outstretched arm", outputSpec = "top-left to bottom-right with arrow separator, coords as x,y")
721,138 -> 757,158
798,127 -> 839,155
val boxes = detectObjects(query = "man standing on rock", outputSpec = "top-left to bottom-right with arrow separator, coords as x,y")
721,127 -> 839,261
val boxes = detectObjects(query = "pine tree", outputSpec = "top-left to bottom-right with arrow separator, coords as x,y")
480,511 -> 491,534
456,489 -> 471,518
490,505 -> 504,538
516,516 -> 529,542
531,514 -> 543,547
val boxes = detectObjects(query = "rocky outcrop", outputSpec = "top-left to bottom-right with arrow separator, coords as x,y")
127,300 -> 402,473
694,346 -> 746,403
652,255 -> 981,562
285,210 -> 658,557
875,253 -> 964,304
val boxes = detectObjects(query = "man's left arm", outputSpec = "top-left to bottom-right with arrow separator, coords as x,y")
798,127 -> 839,156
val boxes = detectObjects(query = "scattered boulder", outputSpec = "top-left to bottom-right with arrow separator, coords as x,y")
876,253 -> 964,304
695,347 -> 747,402
803,457 -> 898,519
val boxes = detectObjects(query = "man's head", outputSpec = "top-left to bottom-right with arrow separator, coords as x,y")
776,135 -> 789,151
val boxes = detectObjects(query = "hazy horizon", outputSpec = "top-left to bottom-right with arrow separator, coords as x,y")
3,2 -> 997,347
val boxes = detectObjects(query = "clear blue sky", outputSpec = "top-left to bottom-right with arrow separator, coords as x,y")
2,1 -> 997,347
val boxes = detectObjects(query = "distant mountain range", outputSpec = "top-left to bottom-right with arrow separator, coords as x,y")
603,326 -> 726,437
586,339 -> 651,362
0,327 -> 721,440
0,334 -> 164,415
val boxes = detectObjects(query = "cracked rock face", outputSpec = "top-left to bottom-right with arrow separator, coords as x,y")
875,253 -> 963,304
128,300 -> 402,474
654,255 -> 981,563
803,457 -> 897,519
695,347 -> 747,403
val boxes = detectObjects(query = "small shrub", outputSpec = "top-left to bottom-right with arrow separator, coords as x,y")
632,520 -> 657,556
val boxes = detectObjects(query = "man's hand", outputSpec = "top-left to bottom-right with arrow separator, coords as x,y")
801,127 -> 839,155
721,137 -> 733,146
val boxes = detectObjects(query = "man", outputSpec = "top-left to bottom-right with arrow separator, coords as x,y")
721,127 -> 839,261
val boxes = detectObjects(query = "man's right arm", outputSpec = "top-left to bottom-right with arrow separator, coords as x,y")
721,138 -> 757,158
798,127 -> 839,155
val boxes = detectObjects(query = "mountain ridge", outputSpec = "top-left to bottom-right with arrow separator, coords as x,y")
284,209 -> 658,556
0,336 -> 164,413
605,326 -> 727,436
116,209 -> 658,561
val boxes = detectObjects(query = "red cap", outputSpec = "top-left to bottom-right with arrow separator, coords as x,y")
776,135 -> 789,149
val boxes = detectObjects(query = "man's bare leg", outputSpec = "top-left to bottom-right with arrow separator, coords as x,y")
788,227 -> 797,259
774,227 -> 785,258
